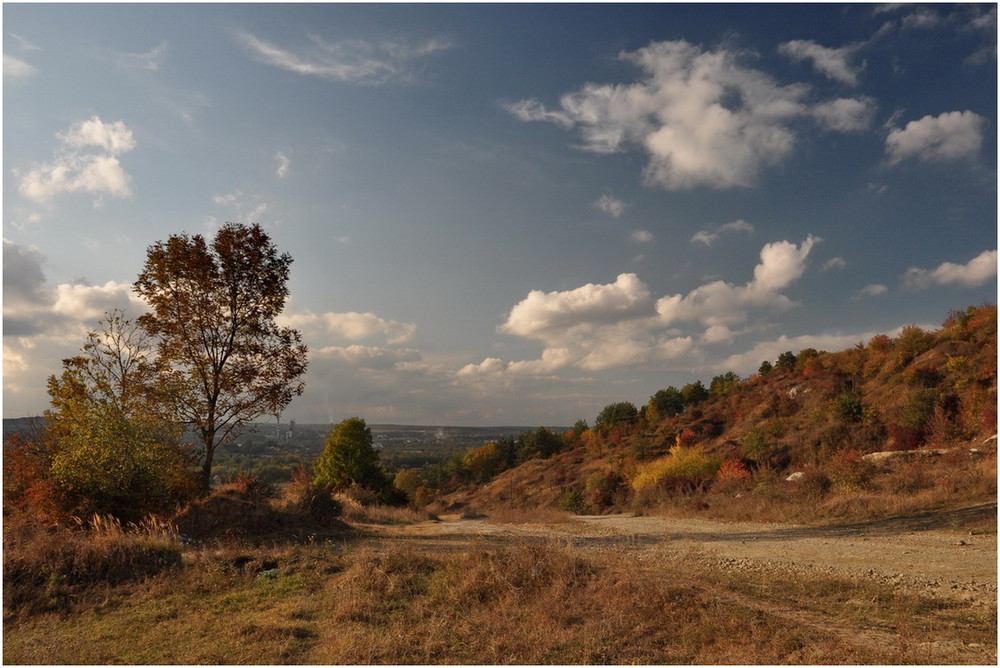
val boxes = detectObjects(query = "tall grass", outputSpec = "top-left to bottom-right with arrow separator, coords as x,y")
3,513 -> 182,617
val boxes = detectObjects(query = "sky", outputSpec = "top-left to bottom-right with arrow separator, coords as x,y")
3,3 -> 997,427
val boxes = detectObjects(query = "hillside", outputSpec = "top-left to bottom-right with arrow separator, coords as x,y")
436,305 -> 997,519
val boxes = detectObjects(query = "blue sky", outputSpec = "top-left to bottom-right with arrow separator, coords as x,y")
3,3 -> 996,426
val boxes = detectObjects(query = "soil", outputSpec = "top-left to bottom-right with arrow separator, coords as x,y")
366,501 -> 997,664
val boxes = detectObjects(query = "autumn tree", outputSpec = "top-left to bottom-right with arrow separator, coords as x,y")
44,310 -> 195,519
134,223 -> 308,490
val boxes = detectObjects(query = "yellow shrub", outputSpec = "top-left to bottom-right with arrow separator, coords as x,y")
631,446 -> 723,493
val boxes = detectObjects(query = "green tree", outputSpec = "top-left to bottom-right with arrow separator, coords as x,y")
681,380 -> 709,406
648,387 -> 685,420
44,311 -> 194,519
709,371 -> 741,396
775,351 -> 797,371
134,222 -> 308,490
314,418 -> 391,494
594,402 -> 639,431
758,360 -> 773,375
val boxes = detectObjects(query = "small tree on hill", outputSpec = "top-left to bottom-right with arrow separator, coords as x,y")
314,418 -> 396,502
595,401 -> 639,431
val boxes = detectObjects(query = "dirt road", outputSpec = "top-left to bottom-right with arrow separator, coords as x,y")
382,503 -> 994,596
370,502 -> 997,662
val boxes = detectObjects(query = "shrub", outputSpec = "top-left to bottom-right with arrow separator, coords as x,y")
831,391 -> 864,423
631,446 -> 723,494
826,449 -> 875,491
713,459 -> 751,495
584,470 -> 623,510
557,487 -> 584,514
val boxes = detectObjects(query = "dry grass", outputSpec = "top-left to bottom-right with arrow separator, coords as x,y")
3,513 -> 182,619
334,494 -> 437,525
6,536 -> 978,664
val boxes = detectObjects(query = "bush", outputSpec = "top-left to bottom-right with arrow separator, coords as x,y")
827,449 -> 875,491
631,446 -> 723,494
557,487 -> 584,514
713,459 -> 751,495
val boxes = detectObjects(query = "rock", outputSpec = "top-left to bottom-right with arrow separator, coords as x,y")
785,471 -> 806,482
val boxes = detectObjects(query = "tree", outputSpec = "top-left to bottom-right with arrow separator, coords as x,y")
44,310 -> 195,519
134,223 -> 308,490
775,350 -> 797,371
648,387 -> 685,421
314,417 -> 391,494
594,401 -> 639,431
758,360 -> 773,375
709,371 -> 741,396
681,380 -> 709,406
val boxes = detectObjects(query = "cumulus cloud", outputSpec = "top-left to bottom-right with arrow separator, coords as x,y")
464,235 -> 819,380
658,236 -> 820,328
501,273 -> 654,340
594,194 -> 626,218
691,219 -> 754,246
885,110 -> 986,165
235,30 -> 452,85
4,53 -> 37,79
902,250 -> 997,290
779,39 -> 863,85
16,117 -> 136,204
506,39 -> 873,190
278,310 -> 416,346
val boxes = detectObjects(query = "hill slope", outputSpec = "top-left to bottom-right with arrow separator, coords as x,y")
438,305 -> 997,519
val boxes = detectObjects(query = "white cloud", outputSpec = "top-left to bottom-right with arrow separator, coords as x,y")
501,273 -> 654,340
779,40 -> 862,85
658,236 -> 820,327
236,30 -> 452,85
278,310 -> 416,346
902,249 -> 997,290
506,40 -> 873,190
594,194 -> 626,218
474,236 -> 818,378
811,97 -> 876,132
858,283 -> 888,298
822,257 -> 848,271
691,219 -> 754,246
16,117 -> 136,204
4,53 -> 37,79
275,151 -> 291,179
60,117 -> 136,155
885,110 -> 985,165
629,229 -> 654,244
